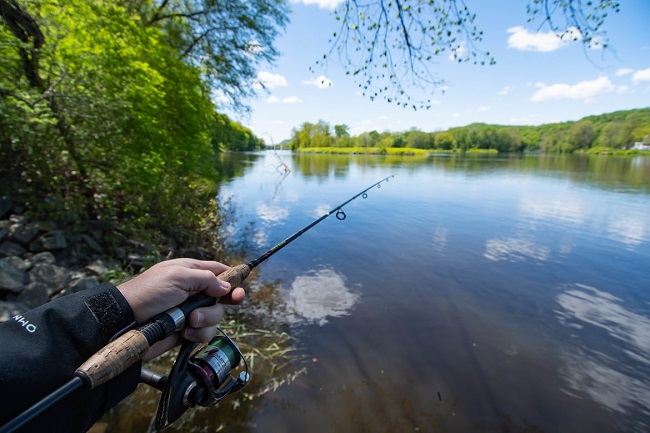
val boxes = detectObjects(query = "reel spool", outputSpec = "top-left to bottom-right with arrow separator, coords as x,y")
152,329 -> 249,430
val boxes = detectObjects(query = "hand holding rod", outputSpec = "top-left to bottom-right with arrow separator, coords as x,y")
76,264 -> 251,389
1,174 -> 395,433
0,264 -> 251,433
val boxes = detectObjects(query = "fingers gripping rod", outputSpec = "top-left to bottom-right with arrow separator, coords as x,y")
1,174 -> 395,433
0,264 -> 250,433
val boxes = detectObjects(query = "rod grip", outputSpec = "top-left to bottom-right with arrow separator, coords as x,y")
75,264 -> 251,389
176,263 -> 252,315
218,263 -> 251,291
75,329 -> 150,389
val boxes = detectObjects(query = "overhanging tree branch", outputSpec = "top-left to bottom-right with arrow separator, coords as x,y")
0,0 -> 45,87
322,0 -> 619,110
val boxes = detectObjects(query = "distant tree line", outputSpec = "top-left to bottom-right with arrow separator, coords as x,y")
287,108 -> 650,153
213,114 -> 264,152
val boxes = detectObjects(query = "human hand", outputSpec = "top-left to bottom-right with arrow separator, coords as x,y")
116,258 -> 246,360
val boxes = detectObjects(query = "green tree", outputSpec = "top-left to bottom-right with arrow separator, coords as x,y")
136,0 -> 289,112
212,113 -> 263,151
288,120 -> 334,149
376,134 -> 394,152
405,129 -> 433,149
568,120 -> 596,151
334,124 -> 350,138
434,131 -> 455,150
0,0 -> 284,252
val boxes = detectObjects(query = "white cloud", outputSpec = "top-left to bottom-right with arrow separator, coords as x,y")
507,26 -> 580,52
211,89 -> 230,105
498,86 -> 514,95
301,75 -> 333,89
245,40 -> 263,55
615,67 -> 635,77
266,95 -> 303,104
632,67 -> 650,83
283,96 -> 303,104
448,42 -> 467,61
292,0 -> 344,10
616,85 -> 633,95
256,71 -> 288,89
531,76 -> 615,103
478,105 -> 490,112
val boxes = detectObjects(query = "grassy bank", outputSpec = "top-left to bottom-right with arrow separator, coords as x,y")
295,147 -> 499,155
583,146 -> 650,156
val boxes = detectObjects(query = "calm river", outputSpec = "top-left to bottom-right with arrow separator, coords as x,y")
112,151 -> 650,433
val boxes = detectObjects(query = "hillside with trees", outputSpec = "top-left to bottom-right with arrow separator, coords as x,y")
287,108 -> 650,154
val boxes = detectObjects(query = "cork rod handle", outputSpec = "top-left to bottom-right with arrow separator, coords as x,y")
76,264 -> 251,389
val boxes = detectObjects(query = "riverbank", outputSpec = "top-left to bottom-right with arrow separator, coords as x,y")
294,146 -> 499,155
0,196 -> 155,321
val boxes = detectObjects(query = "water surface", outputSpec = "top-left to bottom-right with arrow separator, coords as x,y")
216,151 -> 650,433
112,152 -> 650,433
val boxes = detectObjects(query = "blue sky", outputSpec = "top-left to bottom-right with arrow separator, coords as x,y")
230,0 -> 650,143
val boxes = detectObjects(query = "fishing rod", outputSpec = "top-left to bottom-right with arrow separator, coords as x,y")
0,174 -> 395,433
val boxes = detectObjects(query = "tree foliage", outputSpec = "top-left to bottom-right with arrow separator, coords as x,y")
288,108 -> 650,153
212,113 -> 264,151
323,0 -> 619,109
141,0 -> 290,112
0,0 -> 279,254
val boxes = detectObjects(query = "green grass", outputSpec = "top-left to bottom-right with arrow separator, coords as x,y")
465,148 -> 499,154
295,147 -> 493,156
584,146 -> 650,156
295,146 -> 380,154
384,147 -> 430,156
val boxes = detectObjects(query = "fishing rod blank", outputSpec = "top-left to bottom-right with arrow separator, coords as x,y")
0,174 -> 396,433
248,173 -> 395,268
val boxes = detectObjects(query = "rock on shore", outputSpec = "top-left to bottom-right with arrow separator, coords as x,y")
0,196 -> 143,322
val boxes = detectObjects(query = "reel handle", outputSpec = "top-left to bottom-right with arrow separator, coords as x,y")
75,263 -> 251,389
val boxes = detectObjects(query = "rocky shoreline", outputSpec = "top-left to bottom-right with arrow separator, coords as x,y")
0,196 -> 146,322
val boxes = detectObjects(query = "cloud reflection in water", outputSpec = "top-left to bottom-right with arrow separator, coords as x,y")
555,283 -> 650,428
607,215 -> 648,248
254,201 -> 290,248
313,203 -> 332,218
256,202 -> 289,223
285,268 -> 359,326
484,237 -> 550,262
432,227 -> 448,252
519,196 -> 586,225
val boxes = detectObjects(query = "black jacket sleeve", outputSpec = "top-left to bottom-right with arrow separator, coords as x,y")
0,283 -> 142,433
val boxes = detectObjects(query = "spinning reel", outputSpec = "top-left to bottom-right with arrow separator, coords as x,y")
141,328 -> 250,430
